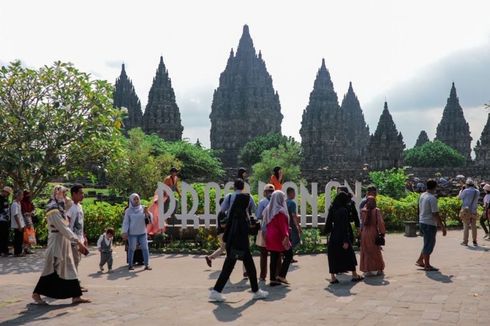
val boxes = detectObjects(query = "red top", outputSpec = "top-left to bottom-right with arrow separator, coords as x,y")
266,212 -> 290,252
269,175 -> 282,191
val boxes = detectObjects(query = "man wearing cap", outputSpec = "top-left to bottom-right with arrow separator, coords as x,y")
0,186 -> 13,256
458,178 -> 480,246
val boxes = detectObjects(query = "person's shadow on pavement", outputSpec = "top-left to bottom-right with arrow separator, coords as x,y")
212,300 -> 256,322
324,276 -> 361,297
425,270 -> 453,283
2,303 -> 72,325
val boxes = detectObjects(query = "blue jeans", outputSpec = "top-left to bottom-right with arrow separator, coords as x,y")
420,223 -> 437,255
128,234 -> 149,267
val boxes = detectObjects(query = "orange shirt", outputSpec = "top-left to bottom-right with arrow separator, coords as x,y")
270,175 -> 282,191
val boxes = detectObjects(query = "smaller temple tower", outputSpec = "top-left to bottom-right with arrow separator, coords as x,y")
367,102 -> 405,170
474,112 -> 490,167
435,83 -> 472,161
142,56 -> 183,141
113,64 -> 143,132
415,130 -> 430,147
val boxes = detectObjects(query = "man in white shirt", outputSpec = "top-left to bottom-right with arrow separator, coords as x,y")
10,190 -> 25,257
415,180 -> 446,271
66,184 -> 86,290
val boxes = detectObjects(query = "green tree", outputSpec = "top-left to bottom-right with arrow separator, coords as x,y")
239,133 -> 290,167
146,135 -> 224,182
250,139 -> 303,193
369,168 -> 407,200
107,129 -> 182,198
404,140 -> 465,167
0,61 -> 122,197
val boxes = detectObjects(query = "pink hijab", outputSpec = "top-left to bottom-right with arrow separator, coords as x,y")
263,190 -> 289,226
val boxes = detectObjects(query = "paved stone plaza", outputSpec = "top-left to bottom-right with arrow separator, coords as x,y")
1,230 -> 489,325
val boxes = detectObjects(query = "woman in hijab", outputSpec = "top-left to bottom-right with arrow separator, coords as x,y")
360,196 -> 385,276
122,193 -> 152,271
32,185 -> 90,305
209,190 -> 268,302
325,192 -> 363,284
265,190 -> 293,286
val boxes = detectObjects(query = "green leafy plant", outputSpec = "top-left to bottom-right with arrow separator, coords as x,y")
369,168 -> 407,200
239,133 -> 290,168
404,140 -> 465,167
0,60 -> 122,198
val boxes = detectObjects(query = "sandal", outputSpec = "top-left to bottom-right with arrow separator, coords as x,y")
72,297 -> 91,304
329,279 -> 339,284
276,276 -> 290,285
32,294 -> 48,305
415,262 -> 425,268
351,276 -> 364,282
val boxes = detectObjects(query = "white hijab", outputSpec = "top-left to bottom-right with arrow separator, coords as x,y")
263,190 -> 289,226
127,193 -> 143,214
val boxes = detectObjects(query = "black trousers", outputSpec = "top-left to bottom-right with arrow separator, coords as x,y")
480,215 -> 489,234
270,248 -> 293,281
0,221 -> 10,255
214,250 -> 258,293
13,229 -> 23,255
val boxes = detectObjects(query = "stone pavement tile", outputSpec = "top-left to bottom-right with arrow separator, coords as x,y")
439,311 -> 460,324
421,310 -> 442,320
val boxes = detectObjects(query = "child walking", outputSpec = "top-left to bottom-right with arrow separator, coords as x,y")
97,228 -> 114,273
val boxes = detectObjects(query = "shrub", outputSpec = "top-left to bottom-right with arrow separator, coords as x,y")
404,140 -> 465,167
369,168 -> 407,200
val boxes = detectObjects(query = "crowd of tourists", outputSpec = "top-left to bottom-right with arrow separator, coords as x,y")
1,166 -> 490,305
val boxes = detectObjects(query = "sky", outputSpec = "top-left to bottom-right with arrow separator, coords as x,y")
1,0 -> 489,150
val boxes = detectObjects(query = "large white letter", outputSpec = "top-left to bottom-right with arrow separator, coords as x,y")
157,182 -> 176,229
177,182 -> 199,229
300,183 -> 318,227
202,182 -> 222,228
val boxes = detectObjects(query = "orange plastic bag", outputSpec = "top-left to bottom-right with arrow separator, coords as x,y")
23,227 -> 37,245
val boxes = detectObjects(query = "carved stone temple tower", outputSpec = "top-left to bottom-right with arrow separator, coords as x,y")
113,64 -> 143,132
435,83 -> 472,161
475,113 -> 490,167
367,102 -> 405,170
142,56 -> 183,141
300,59 -> 343,170
209,25 -> 283,167
415,130 -> 430,147
300,60 -> 370,170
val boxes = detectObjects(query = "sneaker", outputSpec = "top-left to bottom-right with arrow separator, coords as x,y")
99,266 -> 104,273
473,241 -> 478,246
108,269 -> 113,273
208,290 -> 225,302
252,289 -> 269,300
460,242 -> 468,246
144,265 -> 152,271
128,266 -> 134,270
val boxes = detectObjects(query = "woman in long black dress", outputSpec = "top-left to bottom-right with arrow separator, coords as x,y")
325,192 -> 363,284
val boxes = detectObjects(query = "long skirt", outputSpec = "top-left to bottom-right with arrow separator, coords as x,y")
33,271 -> 82,299
327,242 -> 357,274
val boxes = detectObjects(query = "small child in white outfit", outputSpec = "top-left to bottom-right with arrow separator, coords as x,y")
97,228 -> 114,273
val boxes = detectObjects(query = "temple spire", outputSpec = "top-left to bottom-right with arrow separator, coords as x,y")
142,56 -> 183,141
113,63 -> 142,133
435,83 -> 472,161
415,130 -> 430,147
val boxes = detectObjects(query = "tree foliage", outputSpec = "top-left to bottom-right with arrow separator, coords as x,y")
369,168 -> 407,200
239,133 -> 290,168
107,129 -> 182,199
250,139 -> 303,193
404,140 -> 465,167
0,61 -> 122,197
146,135 -> 224,182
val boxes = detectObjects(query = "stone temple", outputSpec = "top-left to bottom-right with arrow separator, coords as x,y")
475,112 -> 490,167
301,60 -> 369,171
210,25 -> 282,167
415,130 -> 430,147
142,56 -> 183,141
367,102 -> 405,170
113,64 -> 143,132
435,83 -> 472,161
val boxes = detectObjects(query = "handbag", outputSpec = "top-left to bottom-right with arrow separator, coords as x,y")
23,227 -> 37,245
375,210 -> 385,246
